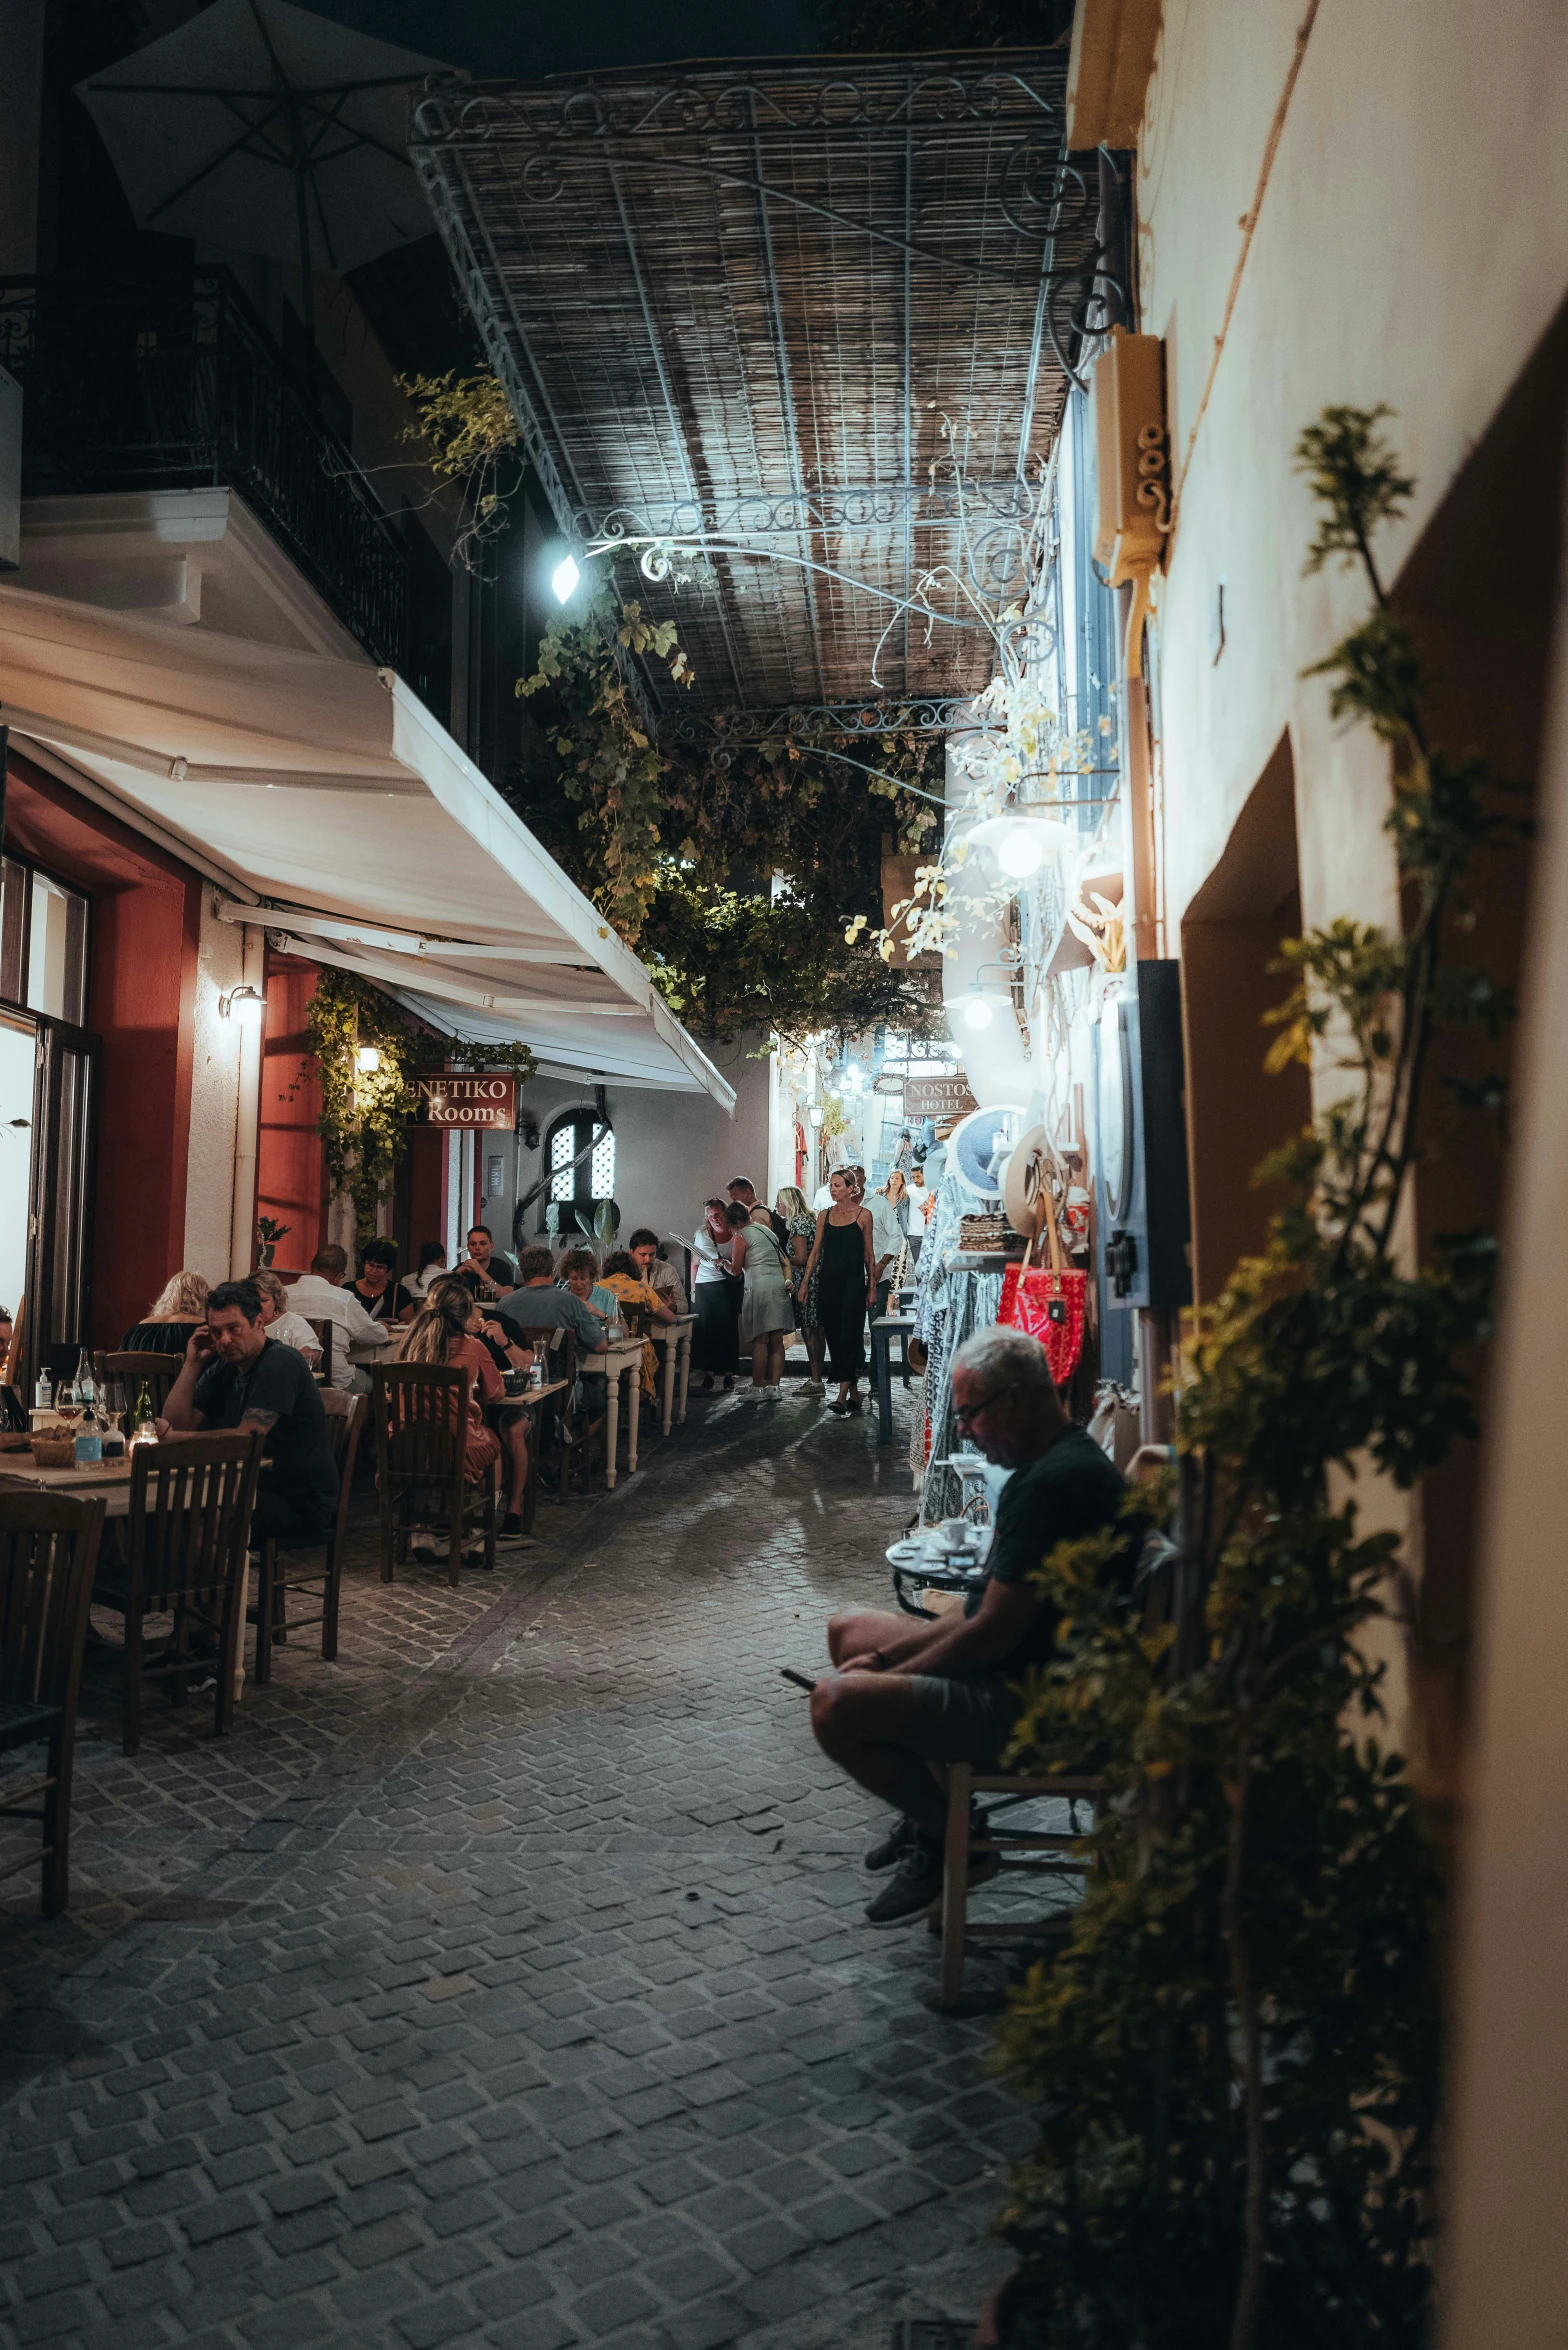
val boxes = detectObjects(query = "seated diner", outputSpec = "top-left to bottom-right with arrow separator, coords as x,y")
253,1270 -> 323,1369
121,1269 -> 210,1357
808,1325 -> 1130,1926
400,1286 -> 507,1560
159,1277 -> 338,1545
424,1273 -> 537,1540
287,1245 -> 392,1394
345,1238 -> 403,1321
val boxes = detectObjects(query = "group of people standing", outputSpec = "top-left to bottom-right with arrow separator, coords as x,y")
689,1168 -> 910,1416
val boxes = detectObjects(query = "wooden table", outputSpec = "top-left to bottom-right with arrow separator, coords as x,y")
871,1312 -> 918,1445
653,1314 -> 696,1436
600,1338 -> 646,1490
0,1455 -> 136,1516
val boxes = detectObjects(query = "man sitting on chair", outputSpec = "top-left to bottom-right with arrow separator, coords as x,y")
160,1278 -> 339,1546
809,1325 -> 1128,1926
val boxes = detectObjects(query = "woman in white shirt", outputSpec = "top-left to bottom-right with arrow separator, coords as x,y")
690,1197 -> 741,1393
254,1269 -> 323,1371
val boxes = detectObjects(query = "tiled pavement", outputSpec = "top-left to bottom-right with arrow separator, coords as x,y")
0,1386 -> 1048,2350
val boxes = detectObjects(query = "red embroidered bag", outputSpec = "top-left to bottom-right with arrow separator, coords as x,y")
997,1204 -> 1087,1389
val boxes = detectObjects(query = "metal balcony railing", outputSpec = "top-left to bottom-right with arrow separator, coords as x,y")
0,269 -> 410,671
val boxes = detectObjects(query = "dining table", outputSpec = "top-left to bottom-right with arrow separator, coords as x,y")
652,1313 -> 697,1436
599,1336 -> 647,1490
0,1452 -> 137,1516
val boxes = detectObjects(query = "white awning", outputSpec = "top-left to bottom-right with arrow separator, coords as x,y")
0,583 -> 733,1107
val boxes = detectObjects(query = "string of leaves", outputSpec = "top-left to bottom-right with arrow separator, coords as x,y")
305,970 -> 538,1244
989,409 -> 1521,2350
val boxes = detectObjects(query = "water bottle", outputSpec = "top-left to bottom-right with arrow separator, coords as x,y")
529,1356 -> 544,1391
74,1407 -> 102,1466
34,1364 -> 53,1411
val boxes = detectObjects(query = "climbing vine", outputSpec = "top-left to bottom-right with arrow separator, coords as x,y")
305,971 -> 537,1243
988,410 -> 1520,2349
515,592 -> 943,1041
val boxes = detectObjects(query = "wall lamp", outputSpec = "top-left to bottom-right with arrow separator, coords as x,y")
356,1046 -> 382,1074
220,983 -> 266,1026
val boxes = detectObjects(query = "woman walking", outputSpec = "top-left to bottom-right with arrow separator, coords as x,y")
801,1167 -> 875,1415
691,1197 -> 742,1392
775,1184 -> 822,1395
733,1202 -> 792,1395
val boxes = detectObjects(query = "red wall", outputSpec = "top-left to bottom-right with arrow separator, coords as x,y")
5,752 -> 201,1346
256,951 -> 327,1277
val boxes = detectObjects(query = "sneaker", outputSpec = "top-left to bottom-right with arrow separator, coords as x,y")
865,1814 -> 918,1872
864,1842 -> 1000,1927
498,1512 -> 525,1540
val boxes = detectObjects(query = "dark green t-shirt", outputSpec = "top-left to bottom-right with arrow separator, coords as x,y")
964,1425 -> 1129,1671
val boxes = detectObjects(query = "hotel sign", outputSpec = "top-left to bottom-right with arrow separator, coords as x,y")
416,1074 -> 517,1130
903,1075 -> 978,1119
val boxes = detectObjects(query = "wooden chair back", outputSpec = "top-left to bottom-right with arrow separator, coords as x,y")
305,1319 -> 335,1382
253,1396 -> 364,1681
373,1361 -> 473,1585
0,1494 -> 105,1718
0,1492 -> 107,1912
126,1430 -> 263,1613
104,1351 -> 184,1419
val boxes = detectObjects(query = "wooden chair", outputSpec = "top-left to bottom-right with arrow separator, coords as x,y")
91,1431 -> 264,1755
250,1395 -> 364,1685
0,1494 -> 105,1913
305,1319 -> 335,1383
935,1760 -> 1106,2009
373,1362 -> 497,1588
103,1350 -> 184,1420
548,1329 -> 604,1499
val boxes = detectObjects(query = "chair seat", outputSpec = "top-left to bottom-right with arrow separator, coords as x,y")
0,1699 -> 64,1752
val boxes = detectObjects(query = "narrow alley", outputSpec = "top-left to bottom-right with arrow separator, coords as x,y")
0,1396 -> 1038,2350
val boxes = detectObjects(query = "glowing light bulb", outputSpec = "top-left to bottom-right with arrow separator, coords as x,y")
551,554 -> 580,603
996,823 -> 1046,879
357,1046 -> 381,1074
962,996 -> 994,1032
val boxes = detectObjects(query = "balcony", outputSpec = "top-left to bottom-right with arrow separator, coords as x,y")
0,269 -> 412,672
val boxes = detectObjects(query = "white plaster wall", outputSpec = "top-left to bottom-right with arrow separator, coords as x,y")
503,1045 -> 770,1263
182,893 -> 244,1281
1140,0 -> 1568,934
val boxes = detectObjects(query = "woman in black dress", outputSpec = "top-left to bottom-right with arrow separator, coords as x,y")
800,1168 -> 875,1415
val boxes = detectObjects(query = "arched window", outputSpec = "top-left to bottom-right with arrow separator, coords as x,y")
541,1109 -> 615,1228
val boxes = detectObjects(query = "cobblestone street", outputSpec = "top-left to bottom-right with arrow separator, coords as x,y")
0,1392 -> 1034,2350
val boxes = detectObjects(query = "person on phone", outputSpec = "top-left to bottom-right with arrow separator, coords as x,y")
159,1278 -> 338,1544
807,1325 -> 1130,1926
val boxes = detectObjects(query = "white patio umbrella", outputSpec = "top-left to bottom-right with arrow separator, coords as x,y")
77,0 -> 455,345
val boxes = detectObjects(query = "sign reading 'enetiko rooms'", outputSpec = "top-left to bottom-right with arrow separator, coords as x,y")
415,1075 -> 518,1129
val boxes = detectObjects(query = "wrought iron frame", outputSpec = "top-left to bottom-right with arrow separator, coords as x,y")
411,54 -> 1127,729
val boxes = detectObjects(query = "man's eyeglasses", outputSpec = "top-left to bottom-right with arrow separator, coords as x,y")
954,1382 -> 1016,1428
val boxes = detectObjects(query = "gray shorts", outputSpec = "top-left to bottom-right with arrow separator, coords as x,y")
899,1672 -> 1022,1766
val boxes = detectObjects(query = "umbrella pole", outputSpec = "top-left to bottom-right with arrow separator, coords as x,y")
290,152 -> 320,408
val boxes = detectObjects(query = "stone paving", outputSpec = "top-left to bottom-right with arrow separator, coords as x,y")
0,1387 -> 1052,2350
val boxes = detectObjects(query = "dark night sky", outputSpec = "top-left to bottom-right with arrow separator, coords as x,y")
208,0 -> 821,77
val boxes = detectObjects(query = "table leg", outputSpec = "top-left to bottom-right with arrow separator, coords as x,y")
875,1329 -> 893,1445
605,1372 -> 621,1492
662,1335 -> 677,1437
627,1368 -> 641,1475
678,1330 -> 692,1424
